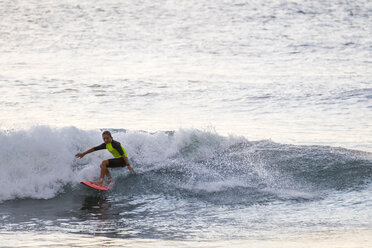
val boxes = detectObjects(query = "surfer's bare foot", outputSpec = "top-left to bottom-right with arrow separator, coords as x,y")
95,178 -> 104,185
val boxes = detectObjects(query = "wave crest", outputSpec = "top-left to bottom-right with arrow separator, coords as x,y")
0,126 -> 371,203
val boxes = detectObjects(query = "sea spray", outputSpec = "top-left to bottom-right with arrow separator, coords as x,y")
0,126 -> 76,201
110,128 -> 371,205
0,126 -> 371,204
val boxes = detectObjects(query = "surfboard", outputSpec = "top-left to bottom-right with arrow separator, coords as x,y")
80,181 -> 114,191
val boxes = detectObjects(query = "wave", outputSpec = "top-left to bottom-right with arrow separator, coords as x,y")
0,126 -> 371,203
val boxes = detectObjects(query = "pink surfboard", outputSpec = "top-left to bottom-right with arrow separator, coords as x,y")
80,181 -> 114,191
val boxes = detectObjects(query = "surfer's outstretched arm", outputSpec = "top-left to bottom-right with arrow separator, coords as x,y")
75,148 -> 95,158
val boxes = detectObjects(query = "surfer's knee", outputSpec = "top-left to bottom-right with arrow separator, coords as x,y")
100,160 -> 109,169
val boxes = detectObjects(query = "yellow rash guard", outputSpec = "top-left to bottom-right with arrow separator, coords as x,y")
93,139 -> 128,158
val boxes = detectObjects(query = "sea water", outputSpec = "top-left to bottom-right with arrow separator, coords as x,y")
0,0 -> 371,247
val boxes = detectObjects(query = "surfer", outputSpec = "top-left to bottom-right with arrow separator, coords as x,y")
75,131 -> 134,184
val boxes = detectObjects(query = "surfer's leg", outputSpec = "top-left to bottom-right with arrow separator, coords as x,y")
105,168 -> 112,181
99,160 -> 109,183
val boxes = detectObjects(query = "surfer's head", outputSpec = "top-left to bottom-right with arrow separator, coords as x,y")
102,131 -> 112,144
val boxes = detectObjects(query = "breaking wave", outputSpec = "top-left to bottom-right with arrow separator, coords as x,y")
0,126 -> 371,204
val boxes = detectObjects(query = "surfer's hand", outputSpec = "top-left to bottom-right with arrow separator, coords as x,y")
127,165 -> 135,173
75,153 -> 84,158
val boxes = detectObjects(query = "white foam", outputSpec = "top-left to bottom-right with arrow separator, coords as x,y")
0,126 -> 292,201
0,126 -> 104,201
0,126 -> 226,201
115,128 -> 228,171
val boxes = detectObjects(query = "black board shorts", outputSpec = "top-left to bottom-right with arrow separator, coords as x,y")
107,158 -> 126,168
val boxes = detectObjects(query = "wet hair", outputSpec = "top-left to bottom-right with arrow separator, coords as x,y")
102,130 -> 112,138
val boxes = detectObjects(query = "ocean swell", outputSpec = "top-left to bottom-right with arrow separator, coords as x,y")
0,126 -> 371,204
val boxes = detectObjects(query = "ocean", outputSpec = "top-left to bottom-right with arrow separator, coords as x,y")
0,0 -> 371,247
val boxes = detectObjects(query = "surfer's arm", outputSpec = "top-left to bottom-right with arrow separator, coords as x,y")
111,141 -> 133,172
75,143 -> 105,158
122,155 -> 135,172
75,148 -> 95,158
